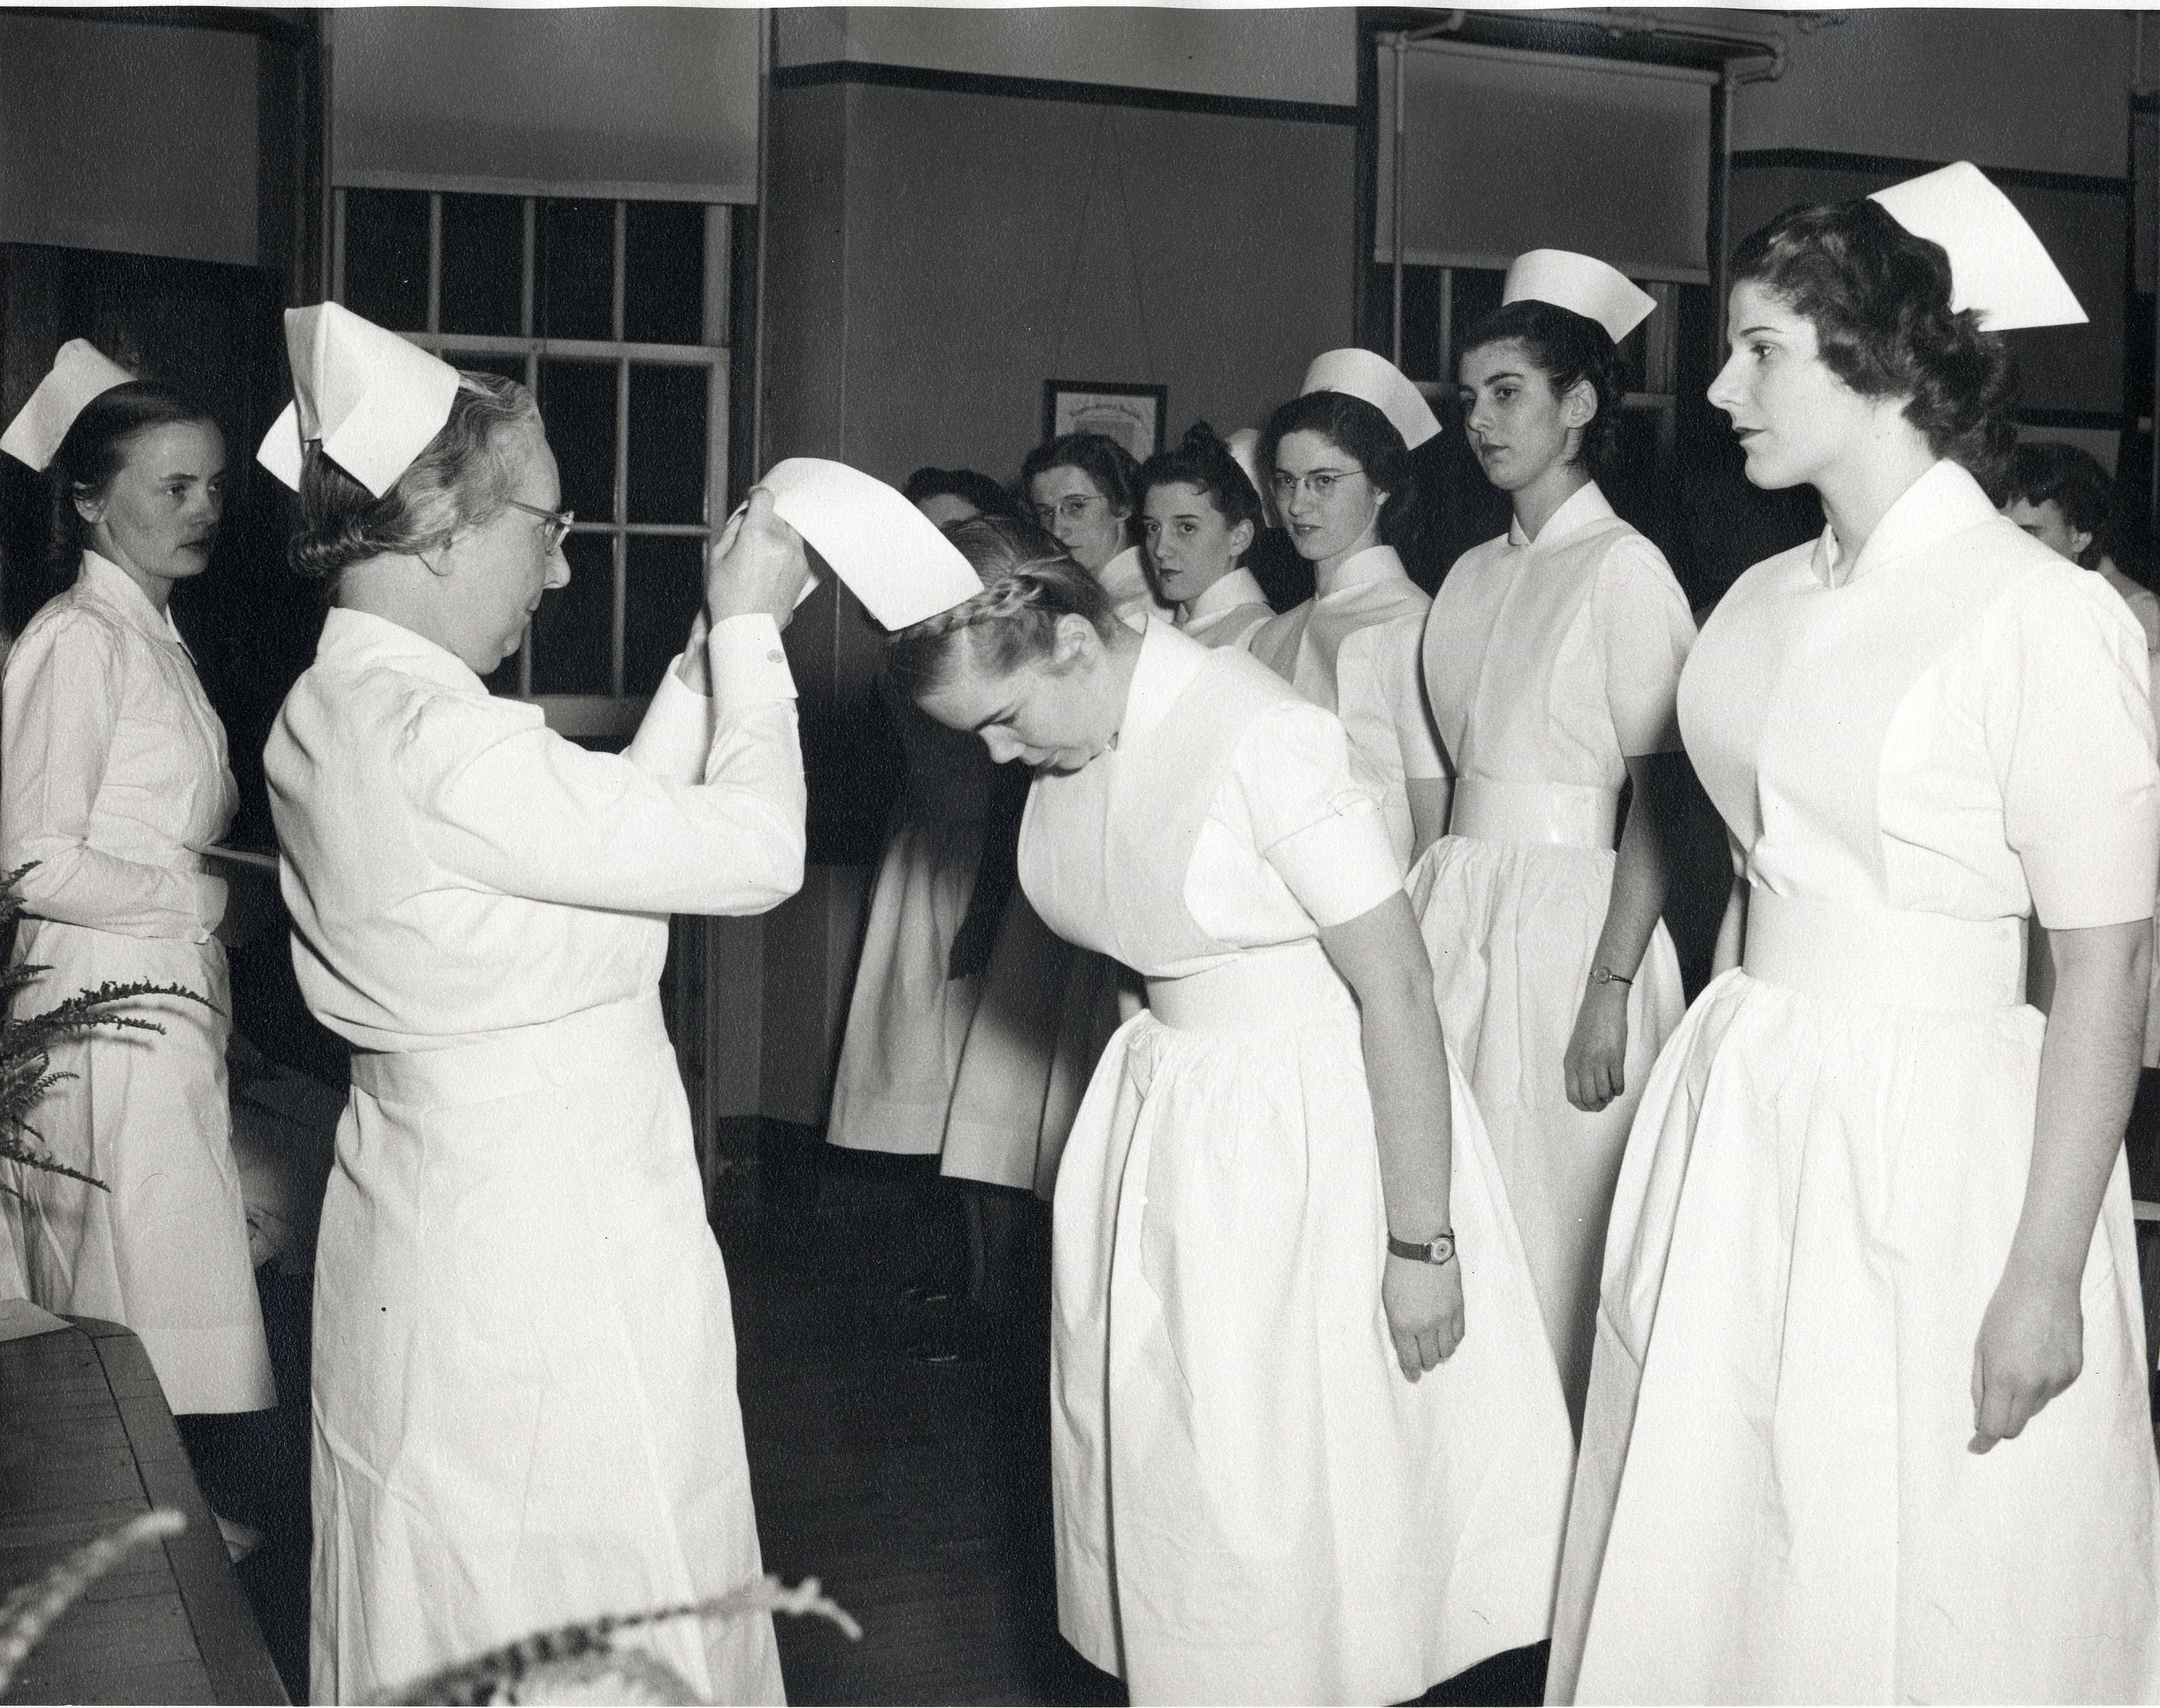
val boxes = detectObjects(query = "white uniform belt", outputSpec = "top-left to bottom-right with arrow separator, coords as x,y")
1145,941 -> 1354,1036
348,990 -> 667,1106
1450,777 -> 1619,850
1743,890 -> 2026,1013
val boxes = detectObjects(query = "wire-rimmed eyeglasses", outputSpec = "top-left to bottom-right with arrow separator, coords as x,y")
507,499 -> 575,553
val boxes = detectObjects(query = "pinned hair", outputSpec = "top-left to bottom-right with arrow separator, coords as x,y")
884,514 -> 1117,701
901,466 -> 1027,524
1733,197 -> 2019,493
1258,389 -> 1418,547
1138,422 -> 1263,547
1019,432 -> 1142,529
45,382 -> 218,578
290,371 -> 540,592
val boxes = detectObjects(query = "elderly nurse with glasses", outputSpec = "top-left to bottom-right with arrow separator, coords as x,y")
1248,354 -> 1452,868
261,304 -> 810,1703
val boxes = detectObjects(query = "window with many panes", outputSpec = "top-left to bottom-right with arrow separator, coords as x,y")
334,188 -> 731,736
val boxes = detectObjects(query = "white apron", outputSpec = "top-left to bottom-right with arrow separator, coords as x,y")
1408,484 -> 1694,1422
1,553 -> 272,1415
827,698 -> 990,1156
1551,463 -> 2160,1704
1030,622 -> 1572,1705
269,608 -> 800,1704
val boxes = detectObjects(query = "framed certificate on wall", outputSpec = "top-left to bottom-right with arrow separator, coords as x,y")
1043,379 -> 1167,461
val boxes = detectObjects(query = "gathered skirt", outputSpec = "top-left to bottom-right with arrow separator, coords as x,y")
1052,950 -> 1574,1705
1550,968 -> 2160,1703
1408,833 -> 1685,1422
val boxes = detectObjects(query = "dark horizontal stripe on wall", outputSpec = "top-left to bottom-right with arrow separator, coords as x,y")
772,59 -> 1359,126
2021,408 -> 2132,431
1733,147 -> 2126,199
5,4 -> 311,42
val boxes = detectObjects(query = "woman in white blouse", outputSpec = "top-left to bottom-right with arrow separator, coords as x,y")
261,304 -> 808,1703
1,359 -> 275,1425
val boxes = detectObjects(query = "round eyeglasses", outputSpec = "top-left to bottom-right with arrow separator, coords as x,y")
506,499 -> 575,553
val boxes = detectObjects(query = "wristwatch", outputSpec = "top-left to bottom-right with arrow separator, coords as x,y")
1386,1230 -> 1457,1266
1589,964 -> 1634,988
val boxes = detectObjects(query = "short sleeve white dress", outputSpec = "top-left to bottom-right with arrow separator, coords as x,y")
1549,461 -> 2160,1703
1409,482 -> 1695,1420
1248,544 -> 1445,865
1027,620 -> 1572,1705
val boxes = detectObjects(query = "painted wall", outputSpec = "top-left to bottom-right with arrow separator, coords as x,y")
0,15 -> 259,266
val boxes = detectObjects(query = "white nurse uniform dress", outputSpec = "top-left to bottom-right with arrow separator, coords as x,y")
1248,544 -> 1445,865
1410,482 -> 1694,1421
825,691 -> 990,1156
268,608 -> 801,1705
1,551 -> 273,1415
1174,565 -> 1272,650
1551,461 -> 2160,1703
1032,620 -> 1572,1705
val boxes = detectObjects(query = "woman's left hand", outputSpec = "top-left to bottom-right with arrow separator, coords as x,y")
1383,1255 -> 1465,1381
1565,979 -> 1631,1112
1970,1265 -> 2085,1451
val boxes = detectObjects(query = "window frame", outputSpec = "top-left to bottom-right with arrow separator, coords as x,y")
331,186 -> 732,739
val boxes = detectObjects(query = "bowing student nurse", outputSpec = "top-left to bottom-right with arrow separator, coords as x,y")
1411,252 -> 1697,1426
262,304 -> 809,1703
0,344 -> 276,1433
1551,166 -> 2160,1705
1248,352 -> 1451,866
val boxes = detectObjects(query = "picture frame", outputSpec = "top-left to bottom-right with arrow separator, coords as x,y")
1042,379 -> 1167,462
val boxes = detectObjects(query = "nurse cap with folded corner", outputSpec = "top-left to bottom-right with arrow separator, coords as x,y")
1298,347 -> 1443,450
1502,249 -> 1658,343
258,300 -> 464,496
1867,159 -> 2086,331
1,339 -> 136,471
755,458 -> 983,629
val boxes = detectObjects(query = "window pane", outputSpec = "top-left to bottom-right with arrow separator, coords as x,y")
537,358 -> 617,522
343,188 -> 428,331
626,363 -> 708,525
529,532 -> 614,695
440,193 -> 524,338
442,350 -> 527,389
1440,266 -> 1505,379
538,198 -> 614,341
624,534 -> 705,696
624,202 -> 705,345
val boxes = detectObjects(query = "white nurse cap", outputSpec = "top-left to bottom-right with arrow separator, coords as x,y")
1503,250 -> 1658,344
1222,427 -> 1267,502
1,340 -> 136,472
1868,163 -> 2086,332
757,458 -> 983,629
258,302 -> 464,496
1299,348 -> 1442,450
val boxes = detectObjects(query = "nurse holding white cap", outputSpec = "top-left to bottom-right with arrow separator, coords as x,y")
262,300 -> 835,1702
1,344 -> 276,1424
1247,349 -> 1451,866
1409,251 -> 1698,1430
1551,166 -> 2160,1702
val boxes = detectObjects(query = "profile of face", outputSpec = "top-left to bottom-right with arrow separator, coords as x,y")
76,420 -> 226,588
2004,496 -> 2091,564
1029,465 -> 1127,573
1143,481 -> 1253,606
1709,280 -> 1890,492
915,492 -> 980,530
1458,338 -> 1593,496
440,424 -> 572,672
914,616 -> 1120,773
1272,427 -> 1388,564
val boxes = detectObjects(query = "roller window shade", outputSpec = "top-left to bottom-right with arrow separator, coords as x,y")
332,10 -> 759,204
1377,41 -> 1715,283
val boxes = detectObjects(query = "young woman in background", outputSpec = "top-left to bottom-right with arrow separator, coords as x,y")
1021,431 -> 1170,626
1138,422 -> 1274,650
1248,352 -> 1450,866
1411,252 -> 1696,1426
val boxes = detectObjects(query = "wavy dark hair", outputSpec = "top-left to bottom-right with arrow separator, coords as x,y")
1137,421 -> 1263,550
901,465 -> 1027,524
2004,440 -> 2110,566
1731,197 -> 2019,493
1458,298 -> 1626,472
46,381 -> 220,578
290,371 -> 540,594
1258,389 -> 1418,548
1019,433 -> 1142,538
884,514 -> 1117,701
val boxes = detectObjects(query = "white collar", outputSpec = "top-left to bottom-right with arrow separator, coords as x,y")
1184,567 -> 1267,622
1315,544 -> 1411,601
1506,480 -> 1615,550
1811,460 -> 1998,588
78,551 -> 186,648
1118,618 -> 1208,747
316,605 -> 485,694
